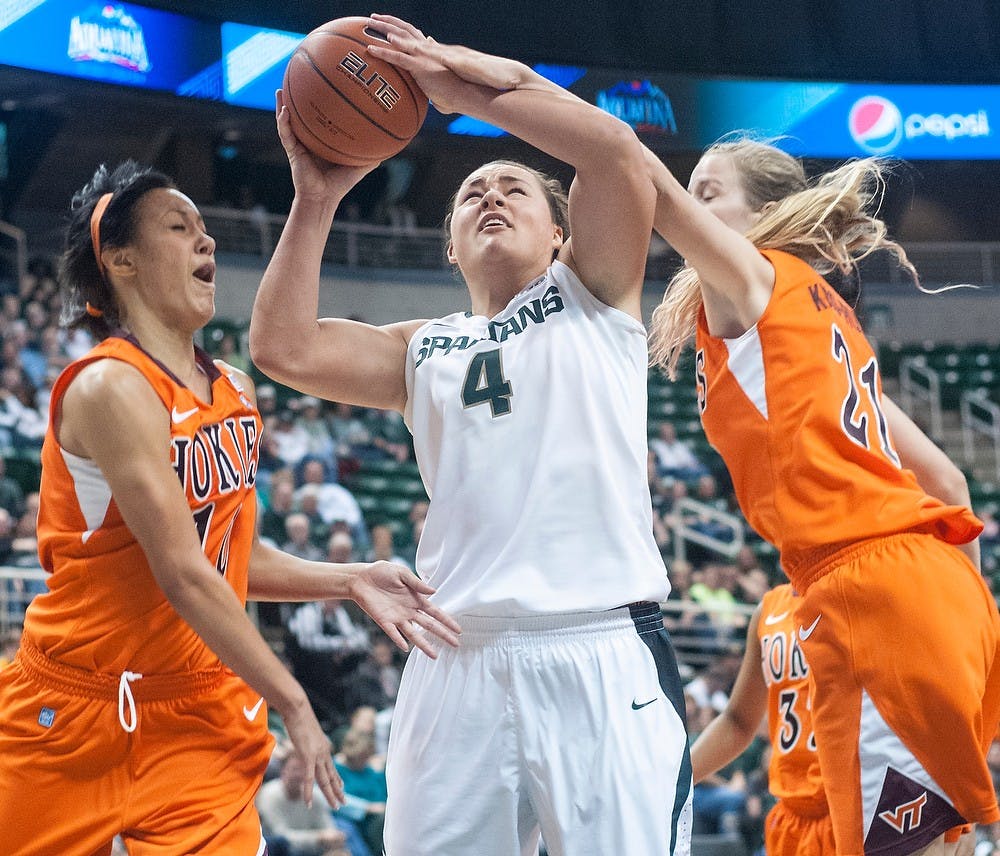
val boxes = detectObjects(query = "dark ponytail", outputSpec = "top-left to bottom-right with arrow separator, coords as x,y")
58,161 -> 175,339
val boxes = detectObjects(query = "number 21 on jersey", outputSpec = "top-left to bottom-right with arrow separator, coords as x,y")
831,323 -> 900,467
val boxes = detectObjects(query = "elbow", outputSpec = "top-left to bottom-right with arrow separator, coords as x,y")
152,555 -> 212,610
247,325 -> 274,376
578,112 -> 647,174
936,463 -> 972,509
604,117 -> 648,169
248,327 -> 301,385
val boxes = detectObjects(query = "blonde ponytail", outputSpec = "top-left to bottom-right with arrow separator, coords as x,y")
649,142 -> 919,379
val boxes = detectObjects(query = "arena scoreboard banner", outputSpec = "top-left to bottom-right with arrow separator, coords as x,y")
0,0 -> 223,98
670,78 -> 997,160
1,1 -> 998,160
220,22 -> 301,110
453,71 -> 999,161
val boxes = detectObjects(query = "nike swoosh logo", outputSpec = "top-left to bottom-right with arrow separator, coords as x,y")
243,697 -> 264,721
631,698 -> 658,711
798,615 -> 822,640
171,406 -> 199,424
763,612 -> 789,626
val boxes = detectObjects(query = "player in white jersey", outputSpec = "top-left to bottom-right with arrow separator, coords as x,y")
251,15 -> 692,856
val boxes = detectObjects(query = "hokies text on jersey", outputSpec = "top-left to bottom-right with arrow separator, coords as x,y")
170,416 -> 259,502
760,626 -> 809,686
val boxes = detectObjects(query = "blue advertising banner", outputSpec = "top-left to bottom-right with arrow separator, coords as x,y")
221,22 -> 302,110
691,80 -> 996,159
1,3 -> 997,160
431,68 -> 999,160
0,0 -> 222,98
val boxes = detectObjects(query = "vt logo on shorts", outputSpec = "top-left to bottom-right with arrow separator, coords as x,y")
879,793 -> 927,834
864,767 -> 965,854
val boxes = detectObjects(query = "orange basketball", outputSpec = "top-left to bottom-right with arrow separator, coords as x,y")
282,17 -> 429,166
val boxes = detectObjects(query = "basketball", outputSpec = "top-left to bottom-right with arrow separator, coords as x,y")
282,17 -> 429,167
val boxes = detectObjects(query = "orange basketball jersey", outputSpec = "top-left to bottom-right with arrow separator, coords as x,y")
758,584 -> 825,815
25,334 -> 261,675
695,249 -> 981,590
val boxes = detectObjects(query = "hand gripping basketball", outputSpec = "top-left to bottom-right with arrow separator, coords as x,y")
281,16 -> 429,166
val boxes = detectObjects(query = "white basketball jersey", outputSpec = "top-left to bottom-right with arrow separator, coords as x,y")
404,261 -> 670,616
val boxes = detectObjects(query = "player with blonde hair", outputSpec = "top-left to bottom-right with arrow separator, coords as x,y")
646,137 -> 1000,856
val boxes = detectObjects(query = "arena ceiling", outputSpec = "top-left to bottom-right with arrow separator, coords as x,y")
147,0 -> 1000,83
2,1 -> 999,240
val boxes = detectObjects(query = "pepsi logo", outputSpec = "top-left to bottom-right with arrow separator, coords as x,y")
849,96 -> 904,155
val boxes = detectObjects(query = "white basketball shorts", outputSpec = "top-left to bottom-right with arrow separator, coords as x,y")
383,602 -> 693,856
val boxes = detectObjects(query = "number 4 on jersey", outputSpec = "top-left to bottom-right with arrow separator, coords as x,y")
462,349 -> 513,417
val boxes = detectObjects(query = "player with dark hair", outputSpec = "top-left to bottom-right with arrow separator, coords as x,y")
0,160 -> 459,854
251,15 -> 692,856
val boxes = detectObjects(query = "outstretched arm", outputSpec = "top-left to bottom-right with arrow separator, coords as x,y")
248,539 -> 460,656
643,146 -> 775,336
248,91 -> 425,412
368,15 -> 654,315
218,364 -> 460,651
59,360 -> 343,809
690,604 -> 768,783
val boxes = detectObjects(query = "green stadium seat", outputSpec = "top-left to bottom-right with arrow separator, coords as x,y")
4,452 -> 41,494
648,400 -> 680,420
379,496 -> 415,518
385,477 -> 427,500
350,473 -> 390,494
969,482 -> 1000,518
354,493 -> 380,514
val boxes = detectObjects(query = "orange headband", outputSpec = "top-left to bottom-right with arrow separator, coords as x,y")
89,192 -> 113,280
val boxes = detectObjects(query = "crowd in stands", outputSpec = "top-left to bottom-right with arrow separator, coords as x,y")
0,257 -> 86,616
2,253 -> 1000,854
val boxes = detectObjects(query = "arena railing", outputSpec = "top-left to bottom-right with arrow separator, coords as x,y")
660,598 -> 756,672
200,206 -> 450,272
0,219 -> 28,290
668,496 -> 745,566
198,207 -> 1000,285
0,564 -> 754,675
0,566 -> 46,633
899,356 -> 944,441
961,390 -> 1000,482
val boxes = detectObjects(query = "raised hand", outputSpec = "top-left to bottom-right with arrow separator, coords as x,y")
365,14 -> 532,114
274,89 -> 379,200
350,561 -> 461,657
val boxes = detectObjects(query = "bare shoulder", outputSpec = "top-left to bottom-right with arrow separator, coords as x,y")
213,360 -> 258,402
63,358 -> 161,414
60,358 -> 166,456
382,319 -> 430,346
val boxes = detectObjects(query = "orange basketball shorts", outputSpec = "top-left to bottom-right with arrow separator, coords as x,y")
0,643 -> 274,855
765,799 -> 837,856
797,533 -> 1000,856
